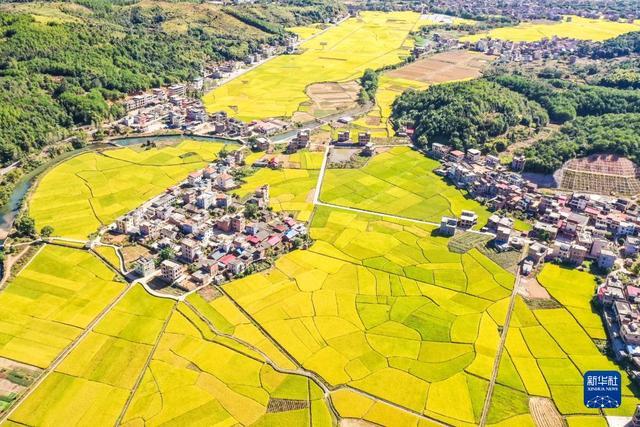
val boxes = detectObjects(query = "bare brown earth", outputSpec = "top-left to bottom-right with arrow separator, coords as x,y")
387,50 -> 494,83
121,244 -> 151,270
529,397 -> 564,427
557,153 -> 640,196
304,81 -> 361,118
519,276 -> 552,300
339,419 -> 377,427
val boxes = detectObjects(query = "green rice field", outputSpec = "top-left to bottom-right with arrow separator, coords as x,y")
321,146 -> 493,227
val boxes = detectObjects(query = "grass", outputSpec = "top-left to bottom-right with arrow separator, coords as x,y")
203,11 -> 422,121
7,285 -> 174,426
321,146 -> 493,227
461,15 -> 640,42
29,140 -> 227,239
0,245 -> 123,368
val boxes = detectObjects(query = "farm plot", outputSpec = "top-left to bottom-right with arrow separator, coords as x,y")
537,264 -> 604,339
461,15 -> 640,42
0,245 -> 122,368
93,245 -> 122,271
236,167 -> 319,222
203,11 -> 423,121
120,303 -> 333,426
187,292 -> 297,370
29,140 -> 227,239
321,146 -> 492,227
350,51 -> 493,139
221,205 -> 519,424
287,24 -> 324,40
488,294 -> 639,424
6,285 -> 174,426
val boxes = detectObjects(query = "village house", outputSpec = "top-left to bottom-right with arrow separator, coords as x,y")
134,256 -> 155,277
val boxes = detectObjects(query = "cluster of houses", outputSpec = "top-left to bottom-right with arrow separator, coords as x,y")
597,272 -> 640,385
355,1 -> 640,22
112,148 -> 307,291
120,81 -> 207,133
432,143 -> 640,274
469,36 -> 582,64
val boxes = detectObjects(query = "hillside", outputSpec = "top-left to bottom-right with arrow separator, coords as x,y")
0,0 -> 343,165
391,79 -> 549,151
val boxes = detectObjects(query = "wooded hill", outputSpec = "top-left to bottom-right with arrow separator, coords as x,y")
392,63 -> 640,173
0,0 -> 343,164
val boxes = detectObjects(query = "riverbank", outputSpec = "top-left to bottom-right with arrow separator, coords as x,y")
0,133 -> 236,243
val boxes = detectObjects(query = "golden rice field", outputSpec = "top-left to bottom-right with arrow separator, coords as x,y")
491,294 -> 639,424
7,285 -> 175,426
0,245 -> 123,368
203,11 -> 428,121
221,205 -> 526,425
236,167 -> 319,222
93,245 -> 122,271
29,140 -> 228,239
120,302 -> 333,426
287,24 -> 324,40
5,11 -> 639,419
351,75 -> 429,138
461,15 -> 640,43
321,146 -> 494,227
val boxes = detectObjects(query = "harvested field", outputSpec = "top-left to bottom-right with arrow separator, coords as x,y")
519,277 -> 552,300
529,397 -> 564,427
557,154 -> 640,196
121,244 -> 151,270
306,81 -> 360,117
386,50 -> 493,83
267,398 -> 309,413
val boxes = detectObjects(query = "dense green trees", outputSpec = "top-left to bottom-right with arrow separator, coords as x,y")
0,1 -> 342,166
391,80 -> 548,151
358,69 -> 378,105
524,114 -> 640,173
493,74 -> 640,123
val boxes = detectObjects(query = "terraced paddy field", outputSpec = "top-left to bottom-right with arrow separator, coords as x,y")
29,140 -> 228,239
0,245 -> 123,368
202,11 -> 427,121
120,302 -> 333,426
461,15 -> 640,43
490,294 -> 639,425
6,285 -> 175,426
321,146 -> 493,227
219,205 -> 524,425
